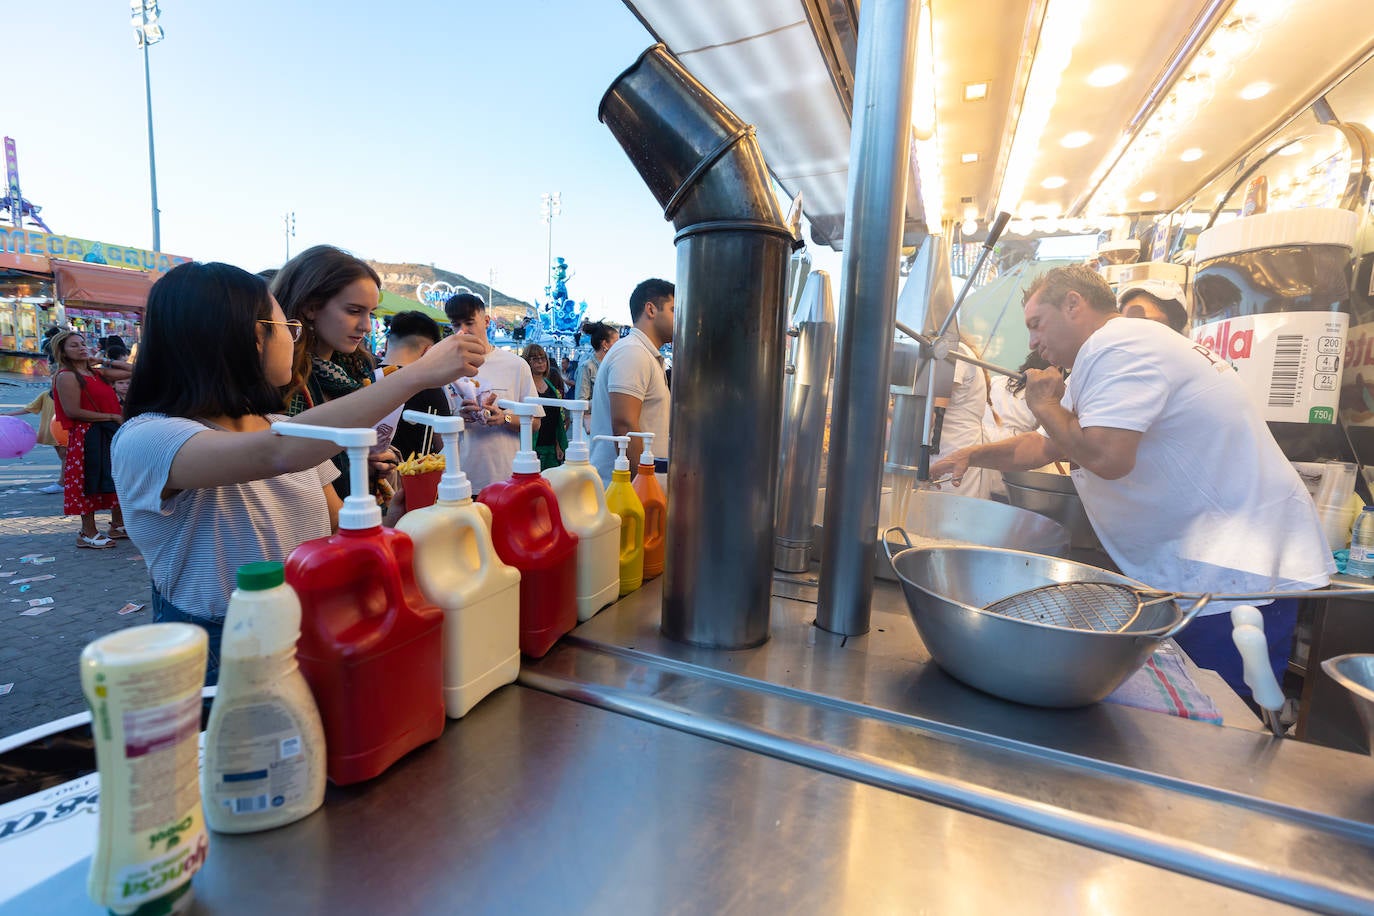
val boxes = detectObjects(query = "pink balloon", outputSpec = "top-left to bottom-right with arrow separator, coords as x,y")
0,416 -> 38,458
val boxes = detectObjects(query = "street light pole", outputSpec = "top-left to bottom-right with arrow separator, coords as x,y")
487,268 -> 497,306
284,211 -> 296,261
130,1 -> 165,253
539,191 -> 561,293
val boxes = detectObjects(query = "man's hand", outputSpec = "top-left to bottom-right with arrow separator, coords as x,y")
929,447 -> 973,486
1023,366 -> 1066,415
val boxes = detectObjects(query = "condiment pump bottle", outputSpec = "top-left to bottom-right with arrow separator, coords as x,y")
476,401 -> 579,657
530,397 -> 620,620
273,422 -> 445,784
628,431 -> 667,580
594,435 -> 646,596
396,411 -> 521,718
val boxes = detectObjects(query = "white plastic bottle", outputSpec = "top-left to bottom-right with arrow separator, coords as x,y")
202,561 -> 327,833
1348,506 -> 1374,577
396,410 -> 522,717
530,396 -> 621,620
80,623 -> 209,916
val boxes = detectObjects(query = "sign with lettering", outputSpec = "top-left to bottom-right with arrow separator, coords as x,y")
0,226 -> 188,275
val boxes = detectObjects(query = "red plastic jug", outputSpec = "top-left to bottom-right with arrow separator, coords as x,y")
478,400 -> 579,657
276,421 -> 445,785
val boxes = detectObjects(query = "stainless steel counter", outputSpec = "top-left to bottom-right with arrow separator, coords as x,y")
7,578 -> 1374,914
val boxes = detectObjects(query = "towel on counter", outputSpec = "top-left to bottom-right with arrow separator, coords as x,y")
1104,650 -> 1224,724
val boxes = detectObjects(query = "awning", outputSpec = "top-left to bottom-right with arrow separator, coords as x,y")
376,289 -> 450,326
51,259 -> 153,311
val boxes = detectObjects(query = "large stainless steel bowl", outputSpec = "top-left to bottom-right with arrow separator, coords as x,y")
884,542 -> 1187,707
1002,470 -> 1102,553
1320,654 -> 1374,757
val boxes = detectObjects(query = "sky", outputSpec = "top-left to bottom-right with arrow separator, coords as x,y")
5,1 -> 692,323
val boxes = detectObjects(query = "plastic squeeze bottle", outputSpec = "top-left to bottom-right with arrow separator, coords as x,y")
628,431 -> 667,581
530,396 -> 621,620
202,562 -> 327,833
594,435 -> 646,596
477,400 -> 580,657
273,421 -> 445,785
396,410 -> 521,718
81,623 -> 209,916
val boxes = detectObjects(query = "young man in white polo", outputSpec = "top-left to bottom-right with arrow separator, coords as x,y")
589,279 -> 674,483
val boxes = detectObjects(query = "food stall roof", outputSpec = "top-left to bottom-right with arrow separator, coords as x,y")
622,0 -> 1374,241
50,259 -> 153,311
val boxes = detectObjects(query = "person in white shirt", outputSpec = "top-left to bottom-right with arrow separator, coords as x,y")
576,321 -> 620,428
934,265 -> 1333,699
927,339 -> 989,499
589,278 -> 674,483
1118,278 -> 1189,334
980,351 -> 1052,498
444,292 -> 541,494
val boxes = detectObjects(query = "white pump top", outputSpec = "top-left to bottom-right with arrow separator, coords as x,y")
627,431 -> 655,466
498,399 -> 541,474
593,435 -> 632,472
401,410 -> 471,502
528,397 -> 590,462
272,422 -> 381,530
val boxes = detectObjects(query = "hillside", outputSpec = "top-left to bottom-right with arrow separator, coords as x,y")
367,261 -> 532,325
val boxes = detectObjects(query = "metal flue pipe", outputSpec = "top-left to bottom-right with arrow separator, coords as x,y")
600,45 -> 794,649
816,0 -> 923,636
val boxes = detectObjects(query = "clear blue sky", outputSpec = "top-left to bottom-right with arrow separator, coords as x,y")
6,1 -> 683,322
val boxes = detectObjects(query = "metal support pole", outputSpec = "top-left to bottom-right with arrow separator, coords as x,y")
142,40 -> 160,253
816,0 -> 921,635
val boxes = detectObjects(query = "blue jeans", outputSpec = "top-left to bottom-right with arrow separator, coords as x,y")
151,582 -> 224,686
1172,598 -> 1298,700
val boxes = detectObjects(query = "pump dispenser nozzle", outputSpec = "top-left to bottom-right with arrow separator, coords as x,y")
272,422 -> 381,529
498,400 -> 541,474
528,397 -> 590,463
401,410 -> 471,502
593,435 -> 632,472
627,431 -> 655,467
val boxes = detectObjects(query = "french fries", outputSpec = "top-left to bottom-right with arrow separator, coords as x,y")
397,452 -> 445,477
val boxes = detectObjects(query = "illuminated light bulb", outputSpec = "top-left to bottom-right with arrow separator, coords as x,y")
1041,176 -> 1068,189
1139,191 -> 1158,203
1086,64 -> 1127,87
1240,81 -> 1272,100
962,218 -> 978,236
1061,131 -> 1093,148
1180,147 -> 1204,162
963,204 -> 979,222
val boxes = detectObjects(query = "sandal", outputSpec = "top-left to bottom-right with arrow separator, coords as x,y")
106,526 -> 130,540
77,533 -> 116,549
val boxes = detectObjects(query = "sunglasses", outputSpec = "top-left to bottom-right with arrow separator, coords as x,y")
259,319 -> 304,342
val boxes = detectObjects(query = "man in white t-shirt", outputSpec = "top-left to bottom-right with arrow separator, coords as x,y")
445,292 -> 541,494
933,265 -> 1333,699
589,278 -> 674,483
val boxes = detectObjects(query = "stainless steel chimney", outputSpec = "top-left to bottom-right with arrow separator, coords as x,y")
600,45 -> 794,649
775,268 -> 836,572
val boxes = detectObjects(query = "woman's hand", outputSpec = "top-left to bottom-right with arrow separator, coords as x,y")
410,334 -> 486,389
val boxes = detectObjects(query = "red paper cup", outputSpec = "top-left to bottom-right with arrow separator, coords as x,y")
401,468 -> 442,512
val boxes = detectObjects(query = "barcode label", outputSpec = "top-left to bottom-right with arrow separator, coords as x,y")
230,795 -> 270,814
281,735 -> 301,759
1268,334 -> 1303,407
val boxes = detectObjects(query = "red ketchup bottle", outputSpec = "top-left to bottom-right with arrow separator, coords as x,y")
274,422 -> 445,785
477,400 -> 579,657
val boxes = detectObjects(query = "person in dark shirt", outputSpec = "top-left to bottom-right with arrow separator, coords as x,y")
380,311 -> 452,462
523,343 -> 568,469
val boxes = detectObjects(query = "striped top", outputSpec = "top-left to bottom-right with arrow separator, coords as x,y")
113,414 -> 340,621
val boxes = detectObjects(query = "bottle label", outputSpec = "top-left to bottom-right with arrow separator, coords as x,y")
208,702 -> 309,816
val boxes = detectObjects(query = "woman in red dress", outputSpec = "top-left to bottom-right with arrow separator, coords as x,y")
50,330 -> 129,548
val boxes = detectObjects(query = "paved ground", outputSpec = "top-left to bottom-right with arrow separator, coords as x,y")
0,375 -> 152,740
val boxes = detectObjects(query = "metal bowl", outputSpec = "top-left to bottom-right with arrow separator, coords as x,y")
1002,471 -> 1102,553
1320,654 -> 1374,757
884,542 -> 1185,707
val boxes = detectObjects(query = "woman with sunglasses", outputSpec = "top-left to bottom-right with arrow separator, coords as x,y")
523,343 -> 569,469
112,261 -> 484,682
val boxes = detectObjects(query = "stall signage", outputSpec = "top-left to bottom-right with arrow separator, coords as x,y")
0,227 -> 188,275
1192,311 -> 1347,424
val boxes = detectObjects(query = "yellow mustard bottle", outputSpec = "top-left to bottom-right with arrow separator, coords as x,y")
594,435 -> 645,596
